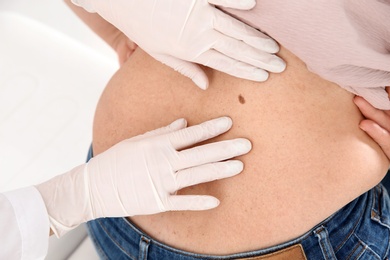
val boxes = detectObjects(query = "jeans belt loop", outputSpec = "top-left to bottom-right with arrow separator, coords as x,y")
139,236 -> 151,260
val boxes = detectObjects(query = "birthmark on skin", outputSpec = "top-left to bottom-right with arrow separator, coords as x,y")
238,94 -> 246,104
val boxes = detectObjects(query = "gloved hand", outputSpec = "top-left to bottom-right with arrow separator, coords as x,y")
36,117 -> 251,237
71,0 -> 286,89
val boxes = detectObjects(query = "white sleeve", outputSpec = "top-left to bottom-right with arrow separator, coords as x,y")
1,186 -> 50,260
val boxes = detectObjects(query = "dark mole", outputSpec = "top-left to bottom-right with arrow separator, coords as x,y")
238,94 -> 245,104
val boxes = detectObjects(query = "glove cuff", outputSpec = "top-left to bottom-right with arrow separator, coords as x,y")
36,164 -> 92,238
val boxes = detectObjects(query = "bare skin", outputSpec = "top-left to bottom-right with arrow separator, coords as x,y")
355,88 -> 390,159
92,46 -> 389,255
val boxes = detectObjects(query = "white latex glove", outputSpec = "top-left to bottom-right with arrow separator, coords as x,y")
71,0 -> 286,89
36,117 -> 251,237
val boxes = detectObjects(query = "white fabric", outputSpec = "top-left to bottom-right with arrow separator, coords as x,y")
71,0 -> 285,89
36,117 -> 251,237
1,186 -> 50,260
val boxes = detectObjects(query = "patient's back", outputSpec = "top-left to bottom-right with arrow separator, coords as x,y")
92,47 -> 388,254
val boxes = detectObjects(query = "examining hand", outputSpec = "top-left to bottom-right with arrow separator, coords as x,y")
354,89 -> 390,160
36,117 -> 251,237
71,0 -> 286,89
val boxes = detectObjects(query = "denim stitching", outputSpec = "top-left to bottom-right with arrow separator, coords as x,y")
370,185 -> 390,258
122,217 -> 314,259
372,185 -> 390,229
92,189 -> 382,259
359,244 -> 380,260
314,226 -> 337,260
87,223 -> 110,260
371,185 -> 380,221
334,196 -> 367,254
139,236 -> 150,260
96,219 -> 137,260
352,234 -> 381,260
345,239 -> 365,260
122,217 -> 241,259
137,234 -> 310,260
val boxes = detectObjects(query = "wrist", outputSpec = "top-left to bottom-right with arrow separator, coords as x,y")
35,164 -> 92,237
85,155 -> 132,218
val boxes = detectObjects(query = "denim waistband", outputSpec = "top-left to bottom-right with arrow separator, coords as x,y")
87,184 -> 390,260
85,145 -> 390,259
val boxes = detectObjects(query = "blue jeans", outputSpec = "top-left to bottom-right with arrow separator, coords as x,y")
86,148 -> 390,259
381,170 -> 390,193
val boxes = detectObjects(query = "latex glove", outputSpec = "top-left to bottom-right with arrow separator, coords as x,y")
354,89 -> 390,161
36,117 -> 251,237
71,0 -> 286,89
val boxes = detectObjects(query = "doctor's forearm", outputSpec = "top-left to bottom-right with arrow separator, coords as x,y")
64,0 -> 128,51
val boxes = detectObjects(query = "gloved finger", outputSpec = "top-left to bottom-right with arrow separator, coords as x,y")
151,53 -> 209,90
173,138 -> 251,171
195,49 -> 269,82
175,160 -> 243,190
168,116 -> 233,150
212,34 -> 286,73
167,195 -> 220,210
71,0 -> 95,12
128,118 -> 188,142
354,96 -> 390,131
359,120 -> 390,159
213,8 -> 279,53
208,0 -> 256,10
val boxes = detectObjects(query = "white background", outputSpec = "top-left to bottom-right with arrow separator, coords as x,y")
0,0 -> 118,258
